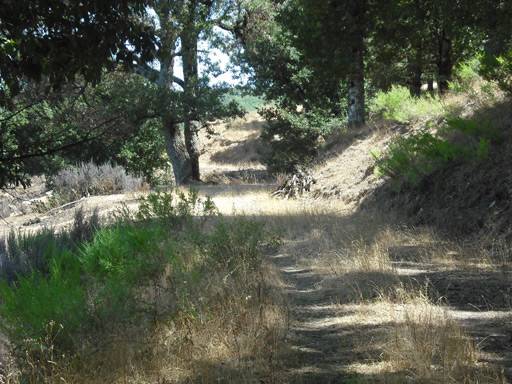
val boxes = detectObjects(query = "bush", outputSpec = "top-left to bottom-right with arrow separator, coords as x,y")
450,57 -> 481,93
374,117 -> 494,187
116,118 -> 170,185
0,189 -> 278,381
370,85 -> 445,123
373,131 -> 462,186
49,161 -> 144,203
207,219 -> 267,274
260,107 -> 342,173
0,250 -> 87,348
480,48 -> 512,95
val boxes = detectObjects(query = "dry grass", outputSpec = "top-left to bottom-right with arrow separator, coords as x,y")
3,260 -> 288,384
248,195 -> 511,382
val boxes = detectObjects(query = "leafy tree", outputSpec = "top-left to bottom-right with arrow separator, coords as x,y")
0,72 -> 163,187
0,0 -> 155,102
478,1 -> 512,94
136,0 -> 243,184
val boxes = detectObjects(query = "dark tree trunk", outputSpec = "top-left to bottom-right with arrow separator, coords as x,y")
409,64 -> 422,97
437,31 -> 452,94
347,64 -> 365,128
347,1 -> 366,128
427,77 -> 434,93
181,2 -> 201,181
156,3 -> 192,185
184,120 -> 200,180
163,120 -> 191,185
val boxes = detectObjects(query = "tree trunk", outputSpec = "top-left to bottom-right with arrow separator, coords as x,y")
347,70 -> 365,128
163,121 -> 192,184
427,77 -> 434,93
409,45 -> 423,97
346,0 -> 366,128
156,4 -> 192,185
347,42 -> 365,127
437,31 -> 452,94
184,120 -> 200,180
409,64 -> 422,97
181,4 -> 201,181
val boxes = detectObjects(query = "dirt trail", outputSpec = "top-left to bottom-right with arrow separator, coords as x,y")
273,251 -> 347,383
271,242 -> 512,383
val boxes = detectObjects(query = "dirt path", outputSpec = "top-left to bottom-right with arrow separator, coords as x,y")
270,251 -> 349,383
270,235 -> 512,383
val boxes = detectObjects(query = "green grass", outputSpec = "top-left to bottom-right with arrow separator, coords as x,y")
370,85 -> 445,123
0,190 -> 278,378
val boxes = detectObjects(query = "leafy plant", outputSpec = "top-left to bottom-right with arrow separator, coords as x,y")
370,85 -> 445,123
0,250 -> 87,349
136,190 -> 217,226
480,48 -> 512,95
260,107 -> 342,173
374,116 -> 495,187
450,57 -> 481,93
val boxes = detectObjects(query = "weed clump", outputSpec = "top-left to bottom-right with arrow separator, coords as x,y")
48,161 -> 145,204
370,85 -> 445,123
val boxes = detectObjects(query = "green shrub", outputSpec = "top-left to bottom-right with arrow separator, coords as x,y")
0,208 -> 99,281
374,117 -> 494,187
374,131 -> 463,186
370,85 -> 445,123
81,224 -> 168,283
116,118 -> 170,184
0,250 -> 86,348
260,107 -> 341,173
450,57 -> 481,93
0,188 -> 278,380
136,190 -> 217,226
207,219 -> 267,274
444,116 -> 501,142
480,48 -> 512,95
80,223 -> 174,322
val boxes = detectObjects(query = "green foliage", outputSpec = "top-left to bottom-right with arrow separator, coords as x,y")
480,48 -> 512,95
450,57 -> 481,93
374,132 -> 461,186
444,116 -> 501,142
375,116 -> 496,187
136,190 -> 218,225
0,208 -> 99,281
0,250 -> 86,348
0,72 -> 164,188
117,119 -> 169,184
260,107 -> 342,173
0,189 -> 269,355
0,0 -> 155,102
370,85 -> 445,123
207,219 -> 267,274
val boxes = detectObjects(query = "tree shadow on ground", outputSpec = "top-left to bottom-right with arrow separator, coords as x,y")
190,183 -> 512,382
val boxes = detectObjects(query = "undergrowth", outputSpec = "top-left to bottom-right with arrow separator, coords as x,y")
0,190 -> 285,383
373,115 -> 499,187
370,85 -> 445,123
